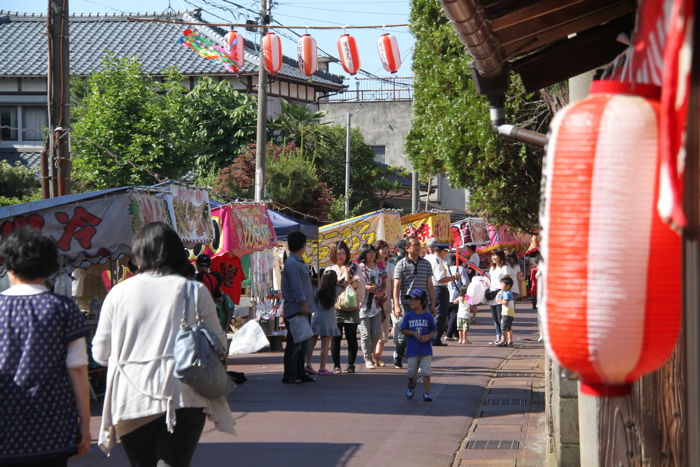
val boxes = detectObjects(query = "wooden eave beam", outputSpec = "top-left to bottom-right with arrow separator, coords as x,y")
511,14 -> 634,92
492,0 -> 635,58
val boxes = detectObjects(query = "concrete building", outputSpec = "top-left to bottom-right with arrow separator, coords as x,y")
318,76 -> 469,214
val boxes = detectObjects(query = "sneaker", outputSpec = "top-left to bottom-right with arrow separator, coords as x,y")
446,337 -> 457,341
405,387 -> 415,399
304,366 -> 318,375
507,342 -> 514,347
497,342 -> 508,347
423,392 -> 433,402
318,369 -> 334,376
393,360 -> 403,369
344,366 -> 356,374
333,367 -> 343,375
365,361 -> 376,369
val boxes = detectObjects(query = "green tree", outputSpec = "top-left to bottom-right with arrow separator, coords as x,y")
214,143 -> 332,220
408,0 -> 553,231
180,77 -> 257,176
312,125 -> 380,211
72,57 -> 192,188
71,58 -> 258,189
0,161 -> 40,207
269,98 -> 327,157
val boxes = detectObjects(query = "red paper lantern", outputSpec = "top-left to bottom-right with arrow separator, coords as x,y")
263,32 -> 283,74
297,34 -> 318,76
377,33 -> 401,74
223,30 -> 244,70
540,80 -> 681,397
337,34 -> 360,75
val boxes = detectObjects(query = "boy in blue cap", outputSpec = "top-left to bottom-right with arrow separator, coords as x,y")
400,288 -> 437,401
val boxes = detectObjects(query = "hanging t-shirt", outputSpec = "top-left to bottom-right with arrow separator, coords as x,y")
212,254 -> 246,305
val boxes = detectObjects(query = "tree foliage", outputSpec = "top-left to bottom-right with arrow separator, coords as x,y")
71,57 -> 257,189
0,161 -> 40,207
408,0 -> 554,231
214,143 -> 332,220
72,57 -> 191,188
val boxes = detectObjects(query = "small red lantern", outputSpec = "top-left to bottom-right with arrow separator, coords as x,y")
263,32 -> 283,74
297,34 -> 318,76
377,33 -> 401,74
337,34 -> 360,75
223,30 -> 245,70
540,80 -> 681,397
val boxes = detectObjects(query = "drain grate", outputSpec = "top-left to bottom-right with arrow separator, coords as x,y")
484,398 -> 528,407
465,439 -> 520,450
495,371 -> 533,378
515,354 -> 540,358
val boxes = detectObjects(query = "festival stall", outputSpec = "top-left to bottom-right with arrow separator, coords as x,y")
268,209 -> 319,242
401,211 -> 453,244
305,209 -> 402,268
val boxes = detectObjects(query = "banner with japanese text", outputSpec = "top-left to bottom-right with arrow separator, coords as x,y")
306,210 -> 402,268
0,191 -> 134,270
400,212 -> 452,244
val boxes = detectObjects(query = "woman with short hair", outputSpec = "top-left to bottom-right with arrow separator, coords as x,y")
92,222 -> 234,466
327,241 -> 363,374
0,229 -> 91,466
357,244 -> 387,369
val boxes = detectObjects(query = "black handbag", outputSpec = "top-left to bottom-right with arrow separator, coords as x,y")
484,288 -> 500,301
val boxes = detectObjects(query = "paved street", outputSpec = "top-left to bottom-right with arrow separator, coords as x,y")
71,303 -> 545,467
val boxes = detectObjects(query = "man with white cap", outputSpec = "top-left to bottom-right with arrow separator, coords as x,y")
425,238 -> 461,346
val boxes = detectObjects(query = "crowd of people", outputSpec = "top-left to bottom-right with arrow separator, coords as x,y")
279,231 -> 537,403
0,224 -> 536,466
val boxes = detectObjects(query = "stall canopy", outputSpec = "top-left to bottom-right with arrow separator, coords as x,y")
0,185 -> 214,273
306,209 -> 402,268
268,209 -> 319,241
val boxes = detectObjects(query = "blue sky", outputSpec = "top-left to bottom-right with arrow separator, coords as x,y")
4,0 -> 415,82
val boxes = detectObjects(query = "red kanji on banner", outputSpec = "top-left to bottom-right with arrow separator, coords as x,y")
55,207 -> 103,251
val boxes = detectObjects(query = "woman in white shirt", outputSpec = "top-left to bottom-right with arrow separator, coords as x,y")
487,249 -> 507,345
92,222 -> 234,465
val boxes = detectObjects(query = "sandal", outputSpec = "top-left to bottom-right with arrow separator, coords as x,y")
318,369 -> 334,376
344,366 -> 356,374
304,366 -> 318,375
333,367 -> 342,375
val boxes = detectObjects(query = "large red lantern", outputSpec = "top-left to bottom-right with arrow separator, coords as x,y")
540,80 -> 681,397
223,30 -> 244,70
337,34 -> 360,75
377,33 -> 401,74
263,32 -> 283,74
297,34 -> 318,76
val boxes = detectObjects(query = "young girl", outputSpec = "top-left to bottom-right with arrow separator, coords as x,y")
307,269 -> 340,375
453,285 -> 472,344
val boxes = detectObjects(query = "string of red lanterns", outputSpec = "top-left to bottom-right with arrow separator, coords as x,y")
253,31 -> 402,76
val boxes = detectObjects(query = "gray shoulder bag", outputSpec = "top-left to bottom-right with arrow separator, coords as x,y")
173,280 -> 233,399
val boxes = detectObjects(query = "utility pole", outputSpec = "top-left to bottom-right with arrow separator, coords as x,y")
411,171 -> 420,213
47,0 -> 71,197
344,111 -> 352,218
254,0 -> 269,202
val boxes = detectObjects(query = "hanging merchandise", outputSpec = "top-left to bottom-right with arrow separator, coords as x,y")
337,33 -> 360,75
297,34 -> 318,76
540,80 -> 681,397
377,33 -> 401,74
223,30 -> 245,69
263,32 -> 283,74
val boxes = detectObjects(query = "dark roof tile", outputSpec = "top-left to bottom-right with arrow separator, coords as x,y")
0,10 -> 345,89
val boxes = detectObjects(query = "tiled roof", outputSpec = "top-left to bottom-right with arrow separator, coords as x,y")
0,148 -> 41,174
0,9 -> 345,89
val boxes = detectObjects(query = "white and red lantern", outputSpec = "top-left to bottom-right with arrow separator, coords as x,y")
377,33 -> 401,74
540,80 -> 681,397
297,34 -> 318,76
263,32 -> 283,74
337,34 -> 360,75
223,30 -> 244,70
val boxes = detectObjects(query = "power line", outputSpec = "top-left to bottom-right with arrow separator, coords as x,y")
126,15 -> 408,29
278,5 -> 409,16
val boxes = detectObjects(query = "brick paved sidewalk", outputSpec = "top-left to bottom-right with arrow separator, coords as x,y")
70,302 -> 545,467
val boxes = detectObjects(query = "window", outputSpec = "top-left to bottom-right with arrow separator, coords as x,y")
22,106 -> 47,141
370,145 -> 386,164
0,106 -> 18,140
